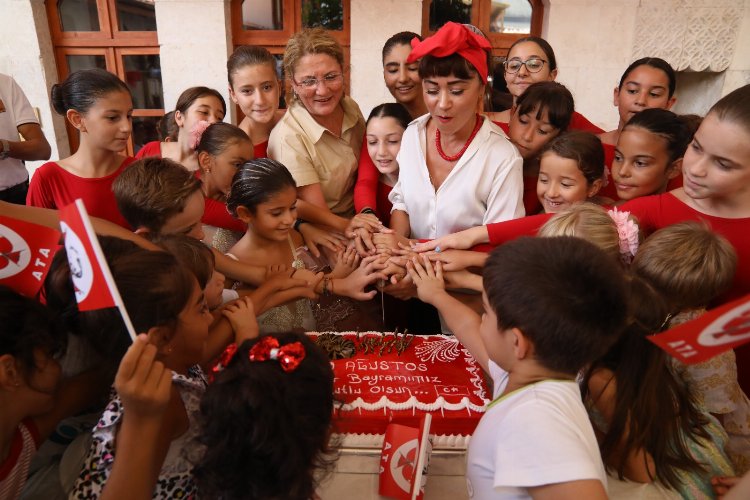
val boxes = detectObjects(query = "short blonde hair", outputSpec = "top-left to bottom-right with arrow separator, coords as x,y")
632,222 -> 737,310
283,28 -> 344,105
538,203 -> 629,263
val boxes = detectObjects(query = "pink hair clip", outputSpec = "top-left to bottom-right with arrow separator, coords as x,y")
189,120 -> 211,150
607,208 -> 640,262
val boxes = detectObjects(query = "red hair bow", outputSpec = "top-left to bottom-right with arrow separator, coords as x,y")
406,22 -> 492,83
249,336 -> 306,373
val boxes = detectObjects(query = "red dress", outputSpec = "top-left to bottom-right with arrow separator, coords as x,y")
26,157 -> 135,229
253,141 -> 268,159
353,135 -> 393,225
134,140 -> 162,159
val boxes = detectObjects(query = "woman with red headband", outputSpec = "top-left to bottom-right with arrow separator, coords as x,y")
384,22 -> 524,243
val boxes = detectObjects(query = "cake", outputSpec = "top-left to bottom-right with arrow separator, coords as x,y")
308,331 -> 490,437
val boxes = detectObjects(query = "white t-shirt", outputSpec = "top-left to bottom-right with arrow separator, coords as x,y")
0,73 -> 38,190
466,360 -> 607,500
389,115 -> 524,239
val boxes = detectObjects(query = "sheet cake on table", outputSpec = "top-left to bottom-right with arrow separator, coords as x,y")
308,331 -> 489,440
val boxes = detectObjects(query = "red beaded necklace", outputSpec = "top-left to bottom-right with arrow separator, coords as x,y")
435,114 -> 483,162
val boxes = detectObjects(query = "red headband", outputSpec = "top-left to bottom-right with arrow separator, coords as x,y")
406,22 -> 492,83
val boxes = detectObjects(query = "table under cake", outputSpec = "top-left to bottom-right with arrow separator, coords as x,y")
308,332 -> 490,499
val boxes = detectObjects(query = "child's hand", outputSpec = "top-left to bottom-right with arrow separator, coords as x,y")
265,263 -> 288,278
351,227 -> 377,257
252,273 -> 320,313
115,334 -> 172,421
411,226 -> 488,253
407,255 -> 446,304
222,296 -> 260,344
373,231 -> 410,255
713,476 -> 740,499
444,269 -> 483,292
391,243 -> 419,261
382,261 -> 407,284
345,213 -> 383,236
329,247 -> 360,279
291,268 -> 325,289
425,249 -> 483,271
334,255 -> 389,301
299,222 -> 347,258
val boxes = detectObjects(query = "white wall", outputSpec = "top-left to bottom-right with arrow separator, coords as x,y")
155,0 -> 234,122
0,0 -> 69,176
543,0 -> 640,131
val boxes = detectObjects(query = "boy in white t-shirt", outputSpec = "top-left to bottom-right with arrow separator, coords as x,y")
408,236 -> 628,500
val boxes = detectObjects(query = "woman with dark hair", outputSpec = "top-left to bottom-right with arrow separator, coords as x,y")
383,22 -> 523,244
381,31 -> 427,119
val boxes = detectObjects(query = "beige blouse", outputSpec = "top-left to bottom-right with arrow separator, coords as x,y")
267,95 -> 365,217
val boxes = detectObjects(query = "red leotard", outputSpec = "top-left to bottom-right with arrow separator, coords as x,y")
26,157 -> 135,228
134,140 -> 162,159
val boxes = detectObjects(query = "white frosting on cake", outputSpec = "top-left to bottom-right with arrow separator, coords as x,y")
339,395 -> 486,413
335,432 -> 471,450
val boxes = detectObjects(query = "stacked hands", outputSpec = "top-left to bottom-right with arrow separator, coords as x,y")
292,212 -> 486,301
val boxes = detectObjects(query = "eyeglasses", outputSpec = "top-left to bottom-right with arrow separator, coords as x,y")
503,58 -> 547,74
293,72 -> 344,90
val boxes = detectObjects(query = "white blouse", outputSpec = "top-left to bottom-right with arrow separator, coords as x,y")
389,114 -> 524,239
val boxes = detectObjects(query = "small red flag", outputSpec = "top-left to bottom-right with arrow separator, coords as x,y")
59,199 -> 136,340
378,414 -> 432,500
0,215 -> 60,297
649,294 -> 750,364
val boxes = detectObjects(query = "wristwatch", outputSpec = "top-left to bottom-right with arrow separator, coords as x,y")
0,139 -> 10,160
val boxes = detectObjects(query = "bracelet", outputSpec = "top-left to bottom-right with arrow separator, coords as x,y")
293,218 -> 308,232
360,207 -> 376,216
322,277 -> 331,296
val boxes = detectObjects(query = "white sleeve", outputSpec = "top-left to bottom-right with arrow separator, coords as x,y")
9,77 -> 38,126
388,177 -> 406,213
482,152 -> 525,224
493,399 -> 603,489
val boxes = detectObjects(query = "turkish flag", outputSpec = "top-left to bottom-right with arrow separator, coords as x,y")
59,200 -> 136,340
0,215 -> 60,297
649,294 -> 750,364
378,414 -> 432,500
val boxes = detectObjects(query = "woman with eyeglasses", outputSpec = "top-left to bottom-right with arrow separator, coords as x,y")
267,28 -> 382,255
488,37 -> 602,134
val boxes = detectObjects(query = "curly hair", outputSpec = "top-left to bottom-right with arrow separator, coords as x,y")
194,332 -> 337,499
